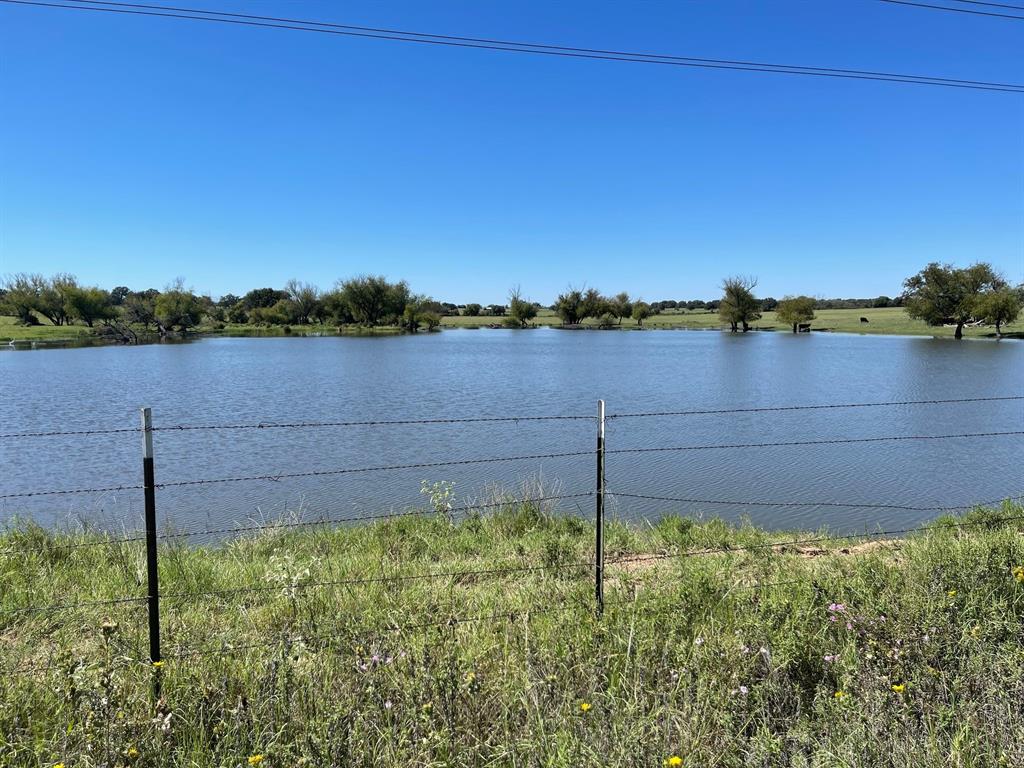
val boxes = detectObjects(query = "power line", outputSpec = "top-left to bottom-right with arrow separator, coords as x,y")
605,395 -> 1024,421
1,0 -> 1020,92
56,0 -> 1024,88
876,0 -> 1024,18
951,0 -> 1024,10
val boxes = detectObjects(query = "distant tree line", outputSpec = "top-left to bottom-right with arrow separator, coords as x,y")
2,262 -> 1019,339
0,274 -> 456,335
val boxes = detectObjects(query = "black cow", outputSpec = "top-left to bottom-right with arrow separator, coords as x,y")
860,317 -> 869,323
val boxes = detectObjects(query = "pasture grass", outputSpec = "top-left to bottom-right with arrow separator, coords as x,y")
2,500 -> 1024,766
441,307 -> 1024,338
4,306 -> 1023,343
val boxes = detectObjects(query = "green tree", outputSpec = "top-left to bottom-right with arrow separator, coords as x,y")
67,286 -> 116,327
226,302 -> 249,324
109,286 -> 130,306
903,262 -> 1003,339
776,295 -> 816,333
555,288 -> 585,325
155,279 -> 203,333
975,285 -> 1021,337
631,301 -> 652,327
0,273 -> 41,325
284,279 -> 322,324
609,292 -> 633,325
719,276 -> 761,332
506,287 -> 538,328
122,290 -> 159,329
463,303 -> 482,317
35,273 -> 78,326
337,275 -> 410,326
241,287 -> 287,310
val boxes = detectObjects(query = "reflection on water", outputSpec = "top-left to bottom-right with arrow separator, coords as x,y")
1,329 -> 1021,539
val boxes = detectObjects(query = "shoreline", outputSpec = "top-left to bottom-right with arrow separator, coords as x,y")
3,502 -> 1024,765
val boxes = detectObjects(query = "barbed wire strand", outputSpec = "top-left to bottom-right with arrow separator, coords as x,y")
605,490 -> 1024,513
605,431 -> 1024,456
605,395 -> 1024,420
165,600 -> 590,660
161,557 -> 593,603
4,394 -> 1020,439
601,511 -> 1024,568
0,493 -> 593,553
0,414 -> 594,439
0,450 -> 592,498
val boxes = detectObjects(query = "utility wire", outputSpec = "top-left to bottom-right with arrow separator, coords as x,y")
2,0 -> 1021,92
950,0 -> 1024,9
55,0 -> 1024,87
877,0 -> 1024,18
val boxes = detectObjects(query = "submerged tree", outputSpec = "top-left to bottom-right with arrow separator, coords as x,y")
631,301 -> 652,327
902,262 -> 1004,339
975,285 -> 1022,337
506,287 -> 538,328
776,295 -> 816,333
718,276 -> 761,332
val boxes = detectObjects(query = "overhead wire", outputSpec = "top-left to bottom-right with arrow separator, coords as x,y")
1,0 -> 1021,91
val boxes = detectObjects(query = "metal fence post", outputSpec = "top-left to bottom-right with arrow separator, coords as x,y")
141,407 -> 161,665
595,399 -> 605,616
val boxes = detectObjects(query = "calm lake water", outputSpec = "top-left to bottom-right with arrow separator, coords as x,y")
1,329 -> 1022,539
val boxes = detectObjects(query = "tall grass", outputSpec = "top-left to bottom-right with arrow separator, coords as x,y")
2,501 -> 1023,766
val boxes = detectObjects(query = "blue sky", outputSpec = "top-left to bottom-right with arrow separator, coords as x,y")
1,0 -> 1022,304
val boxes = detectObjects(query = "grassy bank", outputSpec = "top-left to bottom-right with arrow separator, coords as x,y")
5,307 -> 1023,345
3,501 -> 1024,766
442,307 -> 1024,338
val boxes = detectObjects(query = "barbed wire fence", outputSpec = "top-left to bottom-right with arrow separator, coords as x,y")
1,394 -> 1022,673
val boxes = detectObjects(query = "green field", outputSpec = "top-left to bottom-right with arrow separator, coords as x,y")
3,499 -> 1024,766
441,307 -> 1024,338
4,306 -> 1022,345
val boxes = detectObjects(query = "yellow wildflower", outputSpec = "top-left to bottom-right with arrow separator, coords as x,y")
664,757 -> 684,767
248,756 -> 265,766
834,691 -> 846,700
1013,566 -> 1024,583
580,702 -> 592,713
54,764 -> 65,768
892,683 -> 906,694
464,671 -> 476,683
947,590 -> 957,597
127,746 -> 139,759
151,660 -> 164,669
